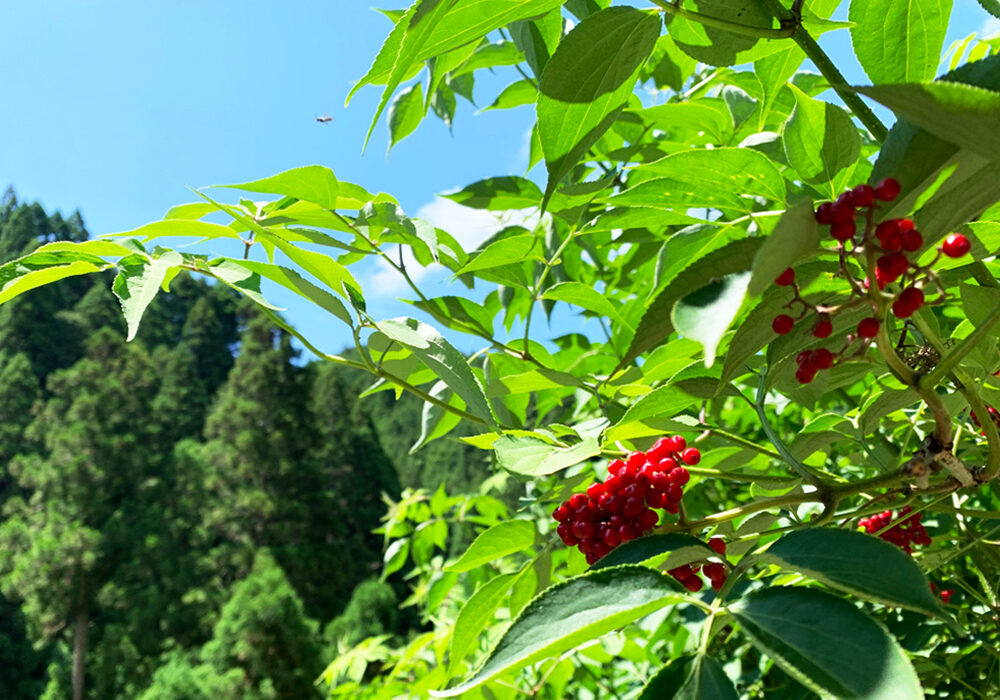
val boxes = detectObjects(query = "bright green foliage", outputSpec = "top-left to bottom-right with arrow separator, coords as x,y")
9,1 -> 1000,698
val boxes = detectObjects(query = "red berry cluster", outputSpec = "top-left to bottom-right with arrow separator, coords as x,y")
770,178 -> 971,384
859,506 -> 931,555
667,537 -> 728,592
552,436 -> 701,565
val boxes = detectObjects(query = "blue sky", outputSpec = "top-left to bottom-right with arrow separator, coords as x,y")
1,1 -> 998,356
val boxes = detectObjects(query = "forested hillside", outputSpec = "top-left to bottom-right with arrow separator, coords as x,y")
0,191 -> 490,698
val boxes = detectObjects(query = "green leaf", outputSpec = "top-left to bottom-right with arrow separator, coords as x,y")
856,81 -> 1000,164
870,57 -> 1000,243
633,99 -> 734,143
377,317 -> 499,427
961,283 -> 1000,333
978,0 -> 1000,19
215,165 -> 340,210
783,87 -> 861,190
604,386 -> 701,443
536,6 -> 661,205
623,237 -> 764,365
672,271 -> 751,368
445,520 -> 535,573
542,281 -> 631,330
112,252 -> 180,341
35,239 -> 137,257
164,201 -> 218,219
448,573 -> 520,674
592,533 -> 714,570
208,258 -> 354,327
432,566 -> 684,697
443,176 -> 543,210
729,587 -> 922,699
609,148 -> 786,214
675,656 -> 739,700
755,46 -> 806,126
0,251 -> 108,305
493,435 -> 601,477
354,0 -> 565,143
410,295 -> 498,337
457,234 -> 541,274
747,200 -> 821,297
849,0 -> 953,83
762,529 -> 940,616
258,231 -> 362,299
388,82 -> 425,149
106,219 -> 242,243
666,0 -> 772,67
482,79 -> 538,111
363,0 -> 453,148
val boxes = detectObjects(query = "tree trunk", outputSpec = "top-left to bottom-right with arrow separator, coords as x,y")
72,607 -> 88,700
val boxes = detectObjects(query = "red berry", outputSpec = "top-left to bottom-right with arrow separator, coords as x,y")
704,563 -> 727,580
639,508 -> 659,530
807,348 -> 834,371
815,202 -> 834,225
940,589 -> 953,604
857,317 -> 879,339
681,448 -> 701,465
553,505 -> 571,522
772,314 -> 794,335
647,437 -> 672,461
899,229 -> 923,252
830,220 -> 856,242
683,576 -> 704,592
877,252 -> 909,282
796,350 -> 811,366
775,267 -> 795,286
665,484 -> 683,502
852,184 -> 875,207
646,490 -> 667,508
619,523 -> 638,542
795,366 -> 817,384
942,233 -> 970,258
587,482 -> 604,499
569,493 -> 587,509
668,435 -> 687,452
830,201 -> 855,224
812,318 -> 833,339
669,466 -> 690,485
669,565 -> 694,579
708,538 -> 727,555
875,178 -> 901,201
897,218 -> 915,233
892,287 -> 924,319
572,520 -> 595,539
875,219 -> 900,243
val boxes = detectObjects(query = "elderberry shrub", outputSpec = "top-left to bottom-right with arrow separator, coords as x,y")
552,435 -> 699,565
771,178 -> 971,384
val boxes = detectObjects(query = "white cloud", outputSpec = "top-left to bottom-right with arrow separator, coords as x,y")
981,16 -> 1000,37
368,197 -> 538,295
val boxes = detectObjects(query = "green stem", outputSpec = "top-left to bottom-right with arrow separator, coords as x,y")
701,425 -> 782,460
650,0 -> 796,39
523,228 -> 579,349
758,0 -> 888,142
910,312 -> 1000,479
755,372 -> 827,488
